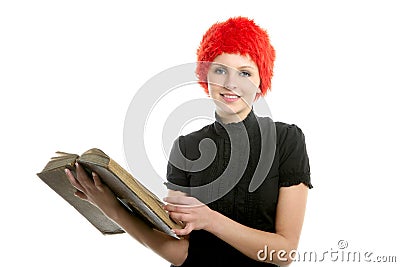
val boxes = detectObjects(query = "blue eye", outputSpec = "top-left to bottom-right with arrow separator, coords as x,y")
214,67 -> 227,75
239,71 -> 251,77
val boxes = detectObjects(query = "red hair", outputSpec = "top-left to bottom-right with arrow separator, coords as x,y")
196,17 -> 275,96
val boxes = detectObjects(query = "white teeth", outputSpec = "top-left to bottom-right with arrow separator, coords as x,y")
223,94 -> 239,99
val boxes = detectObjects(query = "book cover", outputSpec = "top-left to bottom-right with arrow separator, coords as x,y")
37,148 -> 181,239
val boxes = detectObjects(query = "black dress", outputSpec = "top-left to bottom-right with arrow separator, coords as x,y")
166,109 -> 312,267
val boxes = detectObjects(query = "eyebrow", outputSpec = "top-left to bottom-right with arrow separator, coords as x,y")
211,63 -> 256,70
238,65 -> 256,70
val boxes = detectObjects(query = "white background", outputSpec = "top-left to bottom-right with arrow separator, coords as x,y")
1,0 -> 399,266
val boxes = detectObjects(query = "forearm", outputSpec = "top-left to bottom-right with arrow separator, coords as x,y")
206,211 -> 296,265
110,205 -> 189,266
66,167 -> 188,265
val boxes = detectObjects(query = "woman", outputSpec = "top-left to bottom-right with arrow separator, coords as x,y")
66,17 -> 312,266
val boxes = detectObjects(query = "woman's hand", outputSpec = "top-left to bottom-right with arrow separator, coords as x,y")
65,163 -> 122,220
163,195 -> 216,236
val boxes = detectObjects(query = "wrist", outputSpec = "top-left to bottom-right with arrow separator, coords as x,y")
204,209 -> 221,234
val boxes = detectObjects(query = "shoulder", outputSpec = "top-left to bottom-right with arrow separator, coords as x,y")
273,121 -> 312,188
274,121 -> 307,147
178,123 -> 215,144
171,123 -> 215,157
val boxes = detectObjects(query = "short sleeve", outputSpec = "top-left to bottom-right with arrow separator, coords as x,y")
277,123 -> 313,189
165,136 -> 190,192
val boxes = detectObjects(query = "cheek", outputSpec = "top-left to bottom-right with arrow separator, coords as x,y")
241,87 -> 260,105
207,72 -> 225,90
207,86 -> 219,100
251,76 -> 261,90
241,93 -> 257,106
245,77 -> 260,93
207,81 -> 223,96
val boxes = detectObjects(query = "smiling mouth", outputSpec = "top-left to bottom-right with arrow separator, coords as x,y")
220,93 -> 240,99
220,93 -> 241,103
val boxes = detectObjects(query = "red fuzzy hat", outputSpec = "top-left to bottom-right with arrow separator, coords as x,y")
196,17 -> 275,96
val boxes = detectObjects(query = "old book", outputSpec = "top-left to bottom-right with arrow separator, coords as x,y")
37,148 -> 181,239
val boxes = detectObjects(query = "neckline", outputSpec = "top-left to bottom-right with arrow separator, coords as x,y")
214,109 -> 258,137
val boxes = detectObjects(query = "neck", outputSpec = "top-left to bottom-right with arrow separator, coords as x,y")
216,107 -> 252,124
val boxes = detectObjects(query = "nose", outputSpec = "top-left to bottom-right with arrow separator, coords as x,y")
223,71 -> 238,90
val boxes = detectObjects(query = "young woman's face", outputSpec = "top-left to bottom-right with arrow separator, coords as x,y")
207,53 -> 261,122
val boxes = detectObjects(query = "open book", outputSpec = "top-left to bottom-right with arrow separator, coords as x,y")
37,148 -> 181,239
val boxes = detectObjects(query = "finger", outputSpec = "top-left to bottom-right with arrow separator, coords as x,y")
167,190 -> 188,197
169,211 -> 190,223
74,163 -> 93,189
173,223 -> 193,236
163,196 -> 190,205
74,190 -> 88,201
65,168 -> 85,192
163,204 -> 191,214
170,215 -> 184,226
164,196 -> 202,207
92,172 -> 102,188
163,206 -> 186,225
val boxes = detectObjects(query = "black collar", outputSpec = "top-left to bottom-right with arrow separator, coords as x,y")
214,109 -> 258,137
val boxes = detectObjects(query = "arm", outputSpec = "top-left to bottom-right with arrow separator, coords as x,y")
164,183 -> 309,266
65,164 -> 189,266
